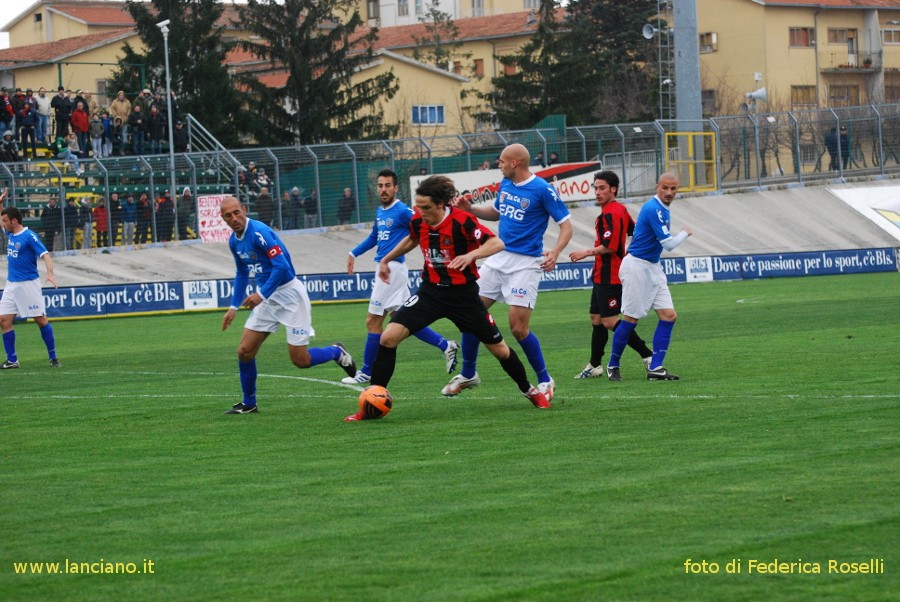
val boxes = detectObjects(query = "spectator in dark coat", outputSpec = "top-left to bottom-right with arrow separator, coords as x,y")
41,198 -> 62,251
337,187 -> 355,225
172,120 -> 188,153
255,186 -> 275,227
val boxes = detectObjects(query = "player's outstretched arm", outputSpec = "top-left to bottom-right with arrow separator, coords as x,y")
542,219 -> 573,271
41,253 -> 57,288
448,235 -> 505,270
377,261 -> 391,284
380,235 -> 417,265
222,308 -> 237,331
346,253 -> 355,276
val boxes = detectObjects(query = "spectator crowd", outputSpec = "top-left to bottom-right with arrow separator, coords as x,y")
0,85 -> 186,163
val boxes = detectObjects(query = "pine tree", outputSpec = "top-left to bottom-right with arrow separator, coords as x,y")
237,0 -> 399,146
565,0 -> 658,123
107,0 -> 246,147
479,0 -> 594,130
412,1 -> 471,72
480,0 -> 657,129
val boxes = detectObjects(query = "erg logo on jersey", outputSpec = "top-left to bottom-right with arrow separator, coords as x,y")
498,204 -> 525,221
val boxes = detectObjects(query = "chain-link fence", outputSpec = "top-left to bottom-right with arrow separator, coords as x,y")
3,103 -> 900,250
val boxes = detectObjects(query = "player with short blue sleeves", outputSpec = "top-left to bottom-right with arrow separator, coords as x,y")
445,143 -> 572,400
0,205 -> 61,369
606,173 -> 693,382
343,168 -> 458,385
219,196 -> 357,414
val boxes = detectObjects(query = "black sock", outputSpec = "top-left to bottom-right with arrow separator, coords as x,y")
498,347 -> 531,393
370,345 -> 396,387
590,323 -> 608,367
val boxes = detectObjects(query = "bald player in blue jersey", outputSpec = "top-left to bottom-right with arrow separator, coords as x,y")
606,173 -> 692,382
445,143 -> 572,400
219,196 -> 356,414
343,168 -> 459,385
0,205 -> 60,369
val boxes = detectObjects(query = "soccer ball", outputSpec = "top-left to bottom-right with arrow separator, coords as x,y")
358,386 -> 393,419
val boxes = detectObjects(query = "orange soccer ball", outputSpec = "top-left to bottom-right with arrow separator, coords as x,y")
358,386 -> 393,419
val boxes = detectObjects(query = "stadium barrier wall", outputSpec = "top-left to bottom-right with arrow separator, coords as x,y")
19,247 -> 899,320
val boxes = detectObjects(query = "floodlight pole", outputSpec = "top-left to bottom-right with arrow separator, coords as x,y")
157,19 -> 179,239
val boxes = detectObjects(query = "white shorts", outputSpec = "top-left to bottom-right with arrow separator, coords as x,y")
368,261 -> 409,316
619,254 -> 673,319
244,278 -> 313,346
477,251 -> 542,309
0,279 -> 46,318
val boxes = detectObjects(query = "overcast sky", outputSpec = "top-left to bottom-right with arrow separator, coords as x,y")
0,3 -> 18,48
0,2 -> 256,49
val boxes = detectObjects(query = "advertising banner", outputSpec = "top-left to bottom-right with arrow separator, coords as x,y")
24,248 -> 897,320
410,162 -> 603,207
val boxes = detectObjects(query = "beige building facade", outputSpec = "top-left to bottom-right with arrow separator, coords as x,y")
697,0 -> 900,114
0,1 -> 538,134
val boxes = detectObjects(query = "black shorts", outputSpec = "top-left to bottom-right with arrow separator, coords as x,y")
391,282 -> 504,345
589,283 -> 623,318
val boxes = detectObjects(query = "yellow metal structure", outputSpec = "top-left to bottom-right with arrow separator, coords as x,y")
664,131 -> 718,192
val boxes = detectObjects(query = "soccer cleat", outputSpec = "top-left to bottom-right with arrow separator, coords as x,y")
344,410 -> 365,422
332,342 -> 357,378
224,402 -> 258,414
525,386 -> 551,409
441,373 -> 481,397
575,363 -> 603,379
341,371 -> 371,385
537,378 -> 556,401
606,366 -> 622,382
647,367 -> 680,381
643,357 -> 653,372
49,358 -> 61,368
1,360 -> 19,370
443,340 -> 460,374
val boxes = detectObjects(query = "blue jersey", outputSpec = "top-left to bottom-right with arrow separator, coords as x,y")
493,174 -> 570,257
350,200 -> 414,263
627,197 -> 672,264
6,227 -> 48,282
228,218 -> 296,306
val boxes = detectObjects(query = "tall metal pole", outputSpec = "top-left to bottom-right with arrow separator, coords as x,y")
158,20 -> 179,239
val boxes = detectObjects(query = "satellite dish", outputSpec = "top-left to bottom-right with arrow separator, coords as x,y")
745,87 -> 767,103
642,24 -> 657,40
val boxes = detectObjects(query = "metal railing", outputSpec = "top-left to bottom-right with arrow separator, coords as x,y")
4,103 -> 900,250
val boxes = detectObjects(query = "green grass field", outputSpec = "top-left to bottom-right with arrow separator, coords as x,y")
2,273 -> 898,601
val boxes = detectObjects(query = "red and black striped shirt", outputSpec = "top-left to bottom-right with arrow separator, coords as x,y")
410,206 -> 495,286
592,200 -> 634,285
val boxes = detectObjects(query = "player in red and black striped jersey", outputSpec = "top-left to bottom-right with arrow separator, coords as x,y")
568,171 -> 652,379
345,175 -> 550,421
410,191 -> 489,287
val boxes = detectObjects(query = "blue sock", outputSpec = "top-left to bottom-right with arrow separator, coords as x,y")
413,327 -> 447,351
519,332 -> 550,383
608,321 -> 636,368
651,320 -> 676,370
239,359 -> 257,406
40,324 -> 57,360
308,345 -> 340,367
3,330 -> 16,363
362,332 -> 381,375
460,332 -> 480,379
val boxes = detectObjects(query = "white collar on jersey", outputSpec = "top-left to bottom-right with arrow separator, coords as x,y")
511,173 -> 536,187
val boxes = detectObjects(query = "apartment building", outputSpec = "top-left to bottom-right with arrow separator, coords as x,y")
696,0 -> 900,114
